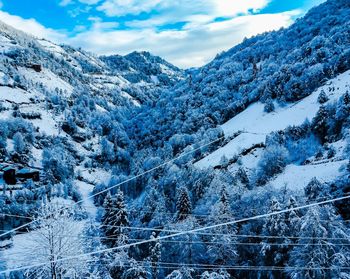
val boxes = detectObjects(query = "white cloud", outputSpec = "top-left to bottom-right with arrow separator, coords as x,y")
69,12 -> 297,68
97,0 -> 163,17
60,0 -> 101,6
0,2 -> 302,68
97,0 -> 270,20
0,11 -> 67,43
59,0 -> 72,7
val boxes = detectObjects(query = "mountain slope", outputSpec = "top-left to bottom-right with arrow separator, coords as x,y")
1,0 -> 350,278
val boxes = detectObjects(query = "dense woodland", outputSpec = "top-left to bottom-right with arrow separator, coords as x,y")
0,0 -> 350,278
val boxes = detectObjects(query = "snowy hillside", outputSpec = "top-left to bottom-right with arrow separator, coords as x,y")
196,70 -> 350,169
1,0 -> 350,278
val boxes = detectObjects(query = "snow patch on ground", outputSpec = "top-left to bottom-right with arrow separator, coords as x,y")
76,180 -> 97,217
0,87 -> 33,103
269,160 -> 346,191
17,67 -> 74,97
196,70 -> 350,169
195,133 -> 265,168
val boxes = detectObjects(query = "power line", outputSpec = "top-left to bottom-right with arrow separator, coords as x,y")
1,194 -> 349,275
0,134 -> 226,239
4,233 -> 348,247
78,258 -> 350,271
99,224 -> 350,241
0,213 -> 33,220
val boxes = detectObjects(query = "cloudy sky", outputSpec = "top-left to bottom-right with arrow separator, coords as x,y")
0,0 -> 325,68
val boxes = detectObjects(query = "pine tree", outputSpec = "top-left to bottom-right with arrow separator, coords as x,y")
176,187 -> 192,221
260,198 -> 289,278
312,105 -> 329,142
200,270 -> 231,279
208,186 -> 237,266
165,267 -> 194,279
101,190 -> 129,247
336,91 -> 350,121
304,177 -> 323,201
264,99 -> 275,113
102,191 -> 131,279
149,232 -> 162,279
318,89 -> 329,104
285,196 -> 302,237
121,259 -> 148,279
235,166 -> 251,193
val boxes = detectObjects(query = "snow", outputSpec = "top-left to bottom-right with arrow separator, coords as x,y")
222,71 -> 350,137
0,86 -> 33,103
75,180 -> 97,217
32,109 -> 61,136
196,70 -> 350,169
77,167 -> 111,185
151,75 -> 160,84
121,91 -> 141,107
269,160 -> 346,191
17,67 -> 74,97
228,147 -> 264,174
37,39 -> 65,55
195,133 -> 265,168
0,34 -> 18,52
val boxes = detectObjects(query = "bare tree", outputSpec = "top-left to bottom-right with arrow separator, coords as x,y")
20,204 -> 90,278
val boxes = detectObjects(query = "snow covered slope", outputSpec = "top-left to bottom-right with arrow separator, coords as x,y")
196,70 -> 350,169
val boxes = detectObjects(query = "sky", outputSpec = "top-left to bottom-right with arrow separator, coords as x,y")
0,0 -> 326,68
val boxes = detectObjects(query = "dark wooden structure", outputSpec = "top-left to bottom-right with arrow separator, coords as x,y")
2,167 -> 17,185
30,64 -> 42,72
16,168 -> 40,182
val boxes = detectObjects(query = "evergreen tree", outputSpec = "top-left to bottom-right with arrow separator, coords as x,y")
260,198 -> 289,279
264,99 -> 275,113
149,232 -> 162,279
176,187 -> 192,221
165,267 -> 194,279
318,89 -> 329,104
304,177 -> 323,201
235,167 -> 251,192
312,105 -> 330,142
200,270 -> 231,279
336,91 -> 350,121
102,191 -> 131,279
101,190 -> 129,247
13,132 -> 25,154
121,259 -> 148,279
207,186 -> 237,266
285,196 -> 302,237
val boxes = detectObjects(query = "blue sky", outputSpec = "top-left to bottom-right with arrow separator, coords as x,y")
0,0 -> 325,68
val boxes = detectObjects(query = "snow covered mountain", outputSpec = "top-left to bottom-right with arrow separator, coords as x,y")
101,51 -> 184,87
1,0 -> 350,278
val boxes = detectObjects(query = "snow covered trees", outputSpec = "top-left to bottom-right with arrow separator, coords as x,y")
13,132 -> 25,154
176,187 -> 192,221
42,144 -> 75,184
207,187 -> 237,266
318,90 -> 329,104
255,144 -> 288,185
312,105 -> 330,142
101,191 -> 132,279
101,191 -> 129,247
148,232 -> 162,279
260,198 -> 289,278
21,204 -> 89,279
304,177 -> 323,201
288,205 -> 350,279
